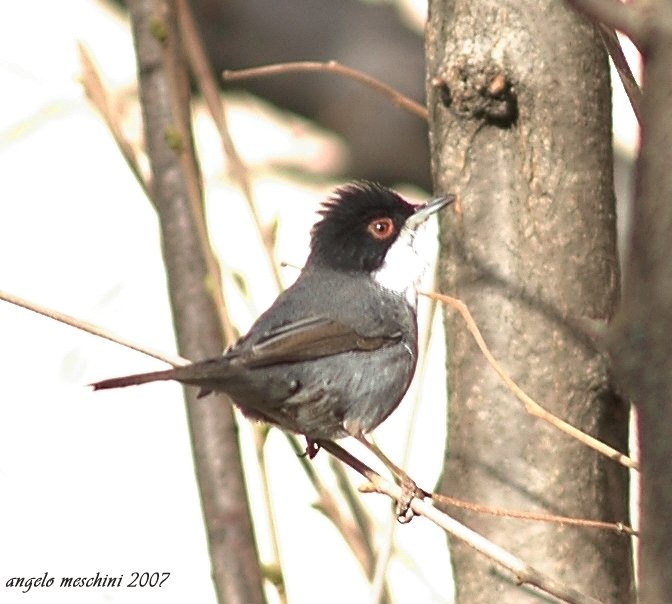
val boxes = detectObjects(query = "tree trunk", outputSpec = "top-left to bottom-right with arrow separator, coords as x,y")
425,1 -> 633,602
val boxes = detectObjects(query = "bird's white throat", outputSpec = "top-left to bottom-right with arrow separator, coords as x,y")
372,218 -> 437,307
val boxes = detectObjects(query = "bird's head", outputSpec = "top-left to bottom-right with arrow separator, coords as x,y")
307,182 -> 455,303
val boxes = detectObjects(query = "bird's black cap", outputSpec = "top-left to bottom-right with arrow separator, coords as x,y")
307,182 -> 418,273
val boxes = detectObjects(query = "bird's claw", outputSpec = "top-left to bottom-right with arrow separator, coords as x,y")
395,478 -> 424,523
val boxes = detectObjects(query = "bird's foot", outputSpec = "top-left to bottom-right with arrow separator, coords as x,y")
395,476 -> 425,523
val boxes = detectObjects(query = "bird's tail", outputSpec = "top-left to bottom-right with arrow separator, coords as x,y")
91,367 -> 184,391
91,355 -> 237,393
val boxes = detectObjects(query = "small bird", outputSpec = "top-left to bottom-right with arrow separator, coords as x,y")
93,182 -> 454,515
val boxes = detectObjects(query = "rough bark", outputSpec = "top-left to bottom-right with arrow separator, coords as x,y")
127,1 -> 266,602
425,1 -> 633,602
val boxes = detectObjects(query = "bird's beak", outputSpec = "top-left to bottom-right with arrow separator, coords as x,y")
404,193 -> 456,230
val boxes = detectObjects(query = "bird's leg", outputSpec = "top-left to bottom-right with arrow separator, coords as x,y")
302,437 -> 320,459
353,433 -> 426,523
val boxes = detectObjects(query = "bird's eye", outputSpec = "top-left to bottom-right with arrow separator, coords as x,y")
367,217 -> 395,240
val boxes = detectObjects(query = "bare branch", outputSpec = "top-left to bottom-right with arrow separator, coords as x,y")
253,426 -> 288,604
176,0 -> 284,291
224,61 -> 429,121
77,42 -> 153,200
597,24 -> 642,123
317,439 -> 606,604
423,291 -> 638,470
144,0 -> 237,349
284,433 -> 377,578
431,492 -> 637,535
0,289 -> 187,368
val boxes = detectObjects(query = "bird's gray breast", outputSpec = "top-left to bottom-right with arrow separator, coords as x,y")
227,268 -> 418,438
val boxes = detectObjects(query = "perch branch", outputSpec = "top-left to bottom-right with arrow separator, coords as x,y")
317,439 -> 606,604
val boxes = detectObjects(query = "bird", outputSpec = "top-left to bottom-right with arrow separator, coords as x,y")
92,182 -> 454,516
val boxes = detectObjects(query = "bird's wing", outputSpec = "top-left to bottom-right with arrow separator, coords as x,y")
237,316 -> 401,369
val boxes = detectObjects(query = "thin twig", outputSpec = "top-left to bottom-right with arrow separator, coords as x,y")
253,425 -> 288,604
597,24 -> 641,123
176,0 -> 284,292
77,42 -> 152,200
317,439 -> 606,604
328,456 -> 376,552
0,289 -> 188,368
423,291 -> 639,471
369,518 -> 395,604
285,433 -> 374,576
223,61 -> 429,121
326,455 -> 395,603
431,492 -> 637,536
371,271 -> 441,604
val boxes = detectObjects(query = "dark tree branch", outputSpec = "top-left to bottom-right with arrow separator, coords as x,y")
125,0 -> 266,602
596,25 -> 641,123
599,5 -> 672,604
565,1 -> 672,602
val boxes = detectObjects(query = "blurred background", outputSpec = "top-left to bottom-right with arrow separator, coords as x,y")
0,0 -> 637,602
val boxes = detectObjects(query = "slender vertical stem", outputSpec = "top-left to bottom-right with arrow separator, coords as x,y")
126,0 -> 266,601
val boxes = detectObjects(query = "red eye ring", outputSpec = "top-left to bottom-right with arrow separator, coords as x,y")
367,217 -> 395,240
